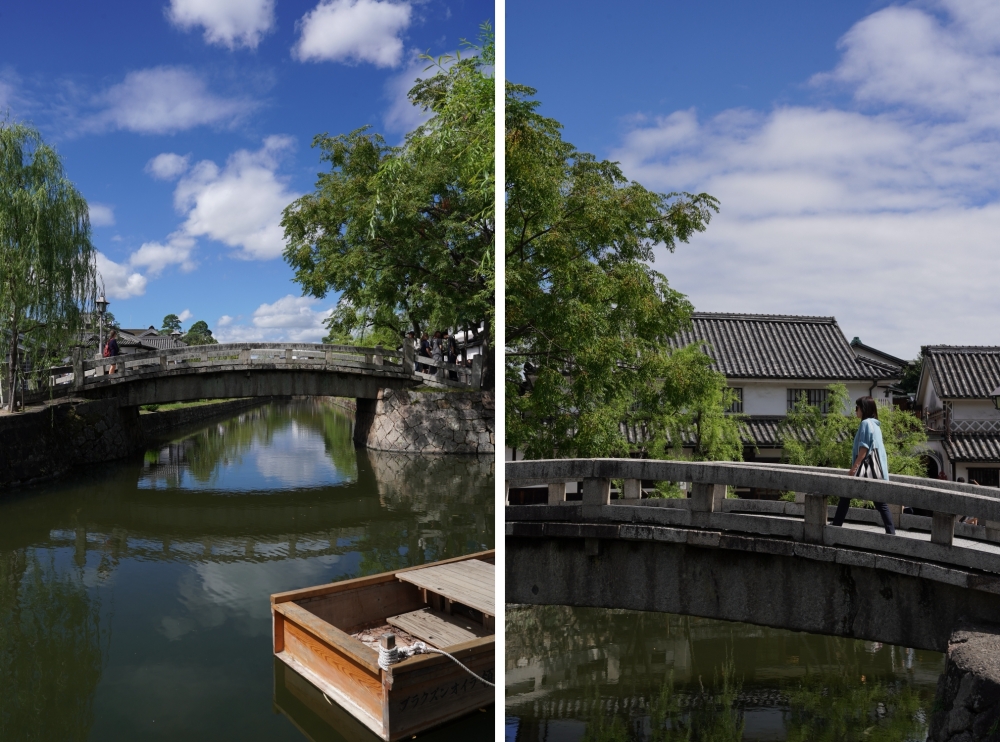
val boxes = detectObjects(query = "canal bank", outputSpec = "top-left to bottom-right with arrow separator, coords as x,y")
0,388 -> 495,489
0,398 -> 494,740
0,396 -> 275,489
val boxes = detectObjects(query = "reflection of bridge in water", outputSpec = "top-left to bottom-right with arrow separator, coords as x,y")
4,401 -> 493,571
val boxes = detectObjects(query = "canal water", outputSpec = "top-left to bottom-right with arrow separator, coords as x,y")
0,399 -> 495,741
506,605 -> 945,742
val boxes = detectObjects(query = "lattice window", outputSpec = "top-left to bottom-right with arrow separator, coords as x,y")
727,387 -> 743,414
787,388 -> 830,413
967,468 -> 1000,487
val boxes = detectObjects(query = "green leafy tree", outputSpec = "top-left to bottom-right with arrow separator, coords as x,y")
283,26 -> 494,382
898,353 -> 922,394
160,313 -> 181,334
0,122 -> 96,411
182,320 -> 218,346
505,80 -> 740,460
779,383 -> 928,477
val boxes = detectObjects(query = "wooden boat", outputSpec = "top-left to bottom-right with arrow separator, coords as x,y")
271,550 -> 495,741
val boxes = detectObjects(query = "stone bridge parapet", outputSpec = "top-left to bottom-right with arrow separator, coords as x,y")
506,459 -> 1000,652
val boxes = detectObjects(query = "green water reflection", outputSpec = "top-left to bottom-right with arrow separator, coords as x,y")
505,606 -> 943,742
0,399 -> 494,740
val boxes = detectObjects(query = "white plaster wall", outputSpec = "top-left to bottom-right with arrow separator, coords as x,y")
949,400 -> 1000,421
735,381 -> 873,416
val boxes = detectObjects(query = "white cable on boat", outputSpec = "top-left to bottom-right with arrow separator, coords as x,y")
377,640 -> 495,688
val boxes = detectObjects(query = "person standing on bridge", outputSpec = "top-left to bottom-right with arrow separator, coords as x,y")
831,396 -> 896,534
105,329 -> 120,375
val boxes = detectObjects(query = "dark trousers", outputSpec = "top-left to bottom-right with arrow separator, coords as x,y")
831,497 -> 896,534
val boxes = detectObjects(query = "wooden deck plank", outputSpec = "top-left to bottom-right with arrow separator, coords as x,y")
396,560 -> 494,615
271,550 -> 493,605
386,608 -> 489,649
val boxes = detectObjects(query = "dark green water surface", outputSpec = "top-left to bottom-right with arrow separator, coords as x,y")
0,399 -> 495,741
505,606 -> 944,742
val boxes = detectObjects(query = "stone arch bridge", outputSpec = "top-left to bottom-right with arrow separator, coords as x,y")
505,458 -> 1000,653
45,342 -> 481,407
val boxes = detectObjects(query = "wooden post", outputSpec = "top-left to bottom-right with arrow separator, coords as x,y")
932,512 -> 956,546
548,482 -> 567,504
804,494 -> 827,543
72,347 -> 83,390
622,479 -> 642,499
402,342 -> 414,375
691,482 -> 725,512
471,354 -> 483,390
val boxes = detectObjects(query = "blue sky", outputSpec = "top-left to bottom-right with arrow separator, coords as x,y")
508,0 -> 1000,360
1,0 -> 491,341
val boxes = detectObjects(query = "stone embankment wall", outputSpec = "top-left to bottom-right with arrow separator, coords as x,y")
929,624 -> 1000,742
354,389 -> 494,455
140,398 -> 271,437
0,397 -> 275,489
0,398 -> 144,488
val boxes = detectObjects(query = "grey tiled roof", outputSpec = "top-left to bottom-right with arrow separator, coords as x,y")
620,415 -> 812,450
923,346 -> 1000,399
943,435 -> 1000,462
671,313 -> 898,380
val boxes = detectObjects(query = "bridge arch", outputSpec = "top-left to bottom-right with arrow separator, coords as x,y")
506,459 -> 1000,652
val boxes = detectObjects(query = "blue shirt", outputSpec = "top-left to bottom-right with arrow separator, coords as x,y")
853,418 -> 888,480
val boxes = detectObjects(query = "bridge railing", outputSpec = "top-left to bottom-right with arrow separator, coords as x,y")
414,353 -> 483,390
43,342 -> 479,393
506,458 -> 1000,576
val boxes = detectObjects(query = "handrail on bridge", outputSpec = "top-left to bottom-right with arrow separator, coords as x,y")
506,458 -> 1000,575
43,342 -> 482,394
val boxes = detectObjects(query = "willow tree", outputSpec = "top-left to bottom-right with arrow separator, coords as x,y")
283,26 -> 494,384
0,122 -> 96,411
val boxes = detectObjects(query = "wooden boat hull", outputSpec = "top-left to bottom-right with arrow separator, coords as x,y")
271,551 -> 495,741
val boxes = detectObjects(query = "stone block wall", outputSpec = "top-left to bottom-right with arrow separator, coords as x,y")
929,623 -> 1000,741
362,388 -> 494,455
0,398 -> 144,488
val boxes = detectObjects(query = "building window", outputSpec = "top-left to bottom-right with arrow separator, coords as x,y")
967,468 -> 1000,487
727,387 -> 743,413
787,388 -> 830,413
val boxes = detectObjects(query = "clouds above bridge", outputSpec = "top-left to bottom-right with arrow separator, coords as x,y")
213,294 -> 334,343
610,0 -> 1000,358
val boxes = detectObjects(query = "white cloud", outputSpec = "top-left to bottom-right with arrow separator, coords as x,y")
217,314 -> 234,327
607,0 -> 1000,359
88,203 -> 115,227
146,153 -> 191,180
177,309 -> 193,323
167,0 -> 275,50
88,66 -> 252,134
96,252 -> 147,299
294,0 -> 411,68
214,295 -> 333,342
173,136 -> 300,260
128,233 -> 197,275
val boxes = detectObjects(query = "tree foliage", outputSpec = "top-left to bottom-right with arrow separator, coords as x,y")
505,81 -> 740,460
282,26 -> 494,377
779,384 -> 928,476
160,314 -> 181,334
182,320 -> 218,346
0,121 -> 96,411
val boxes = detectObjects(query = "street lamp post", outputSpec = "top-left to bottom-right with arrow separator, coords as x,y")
96,294 -> 109,358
